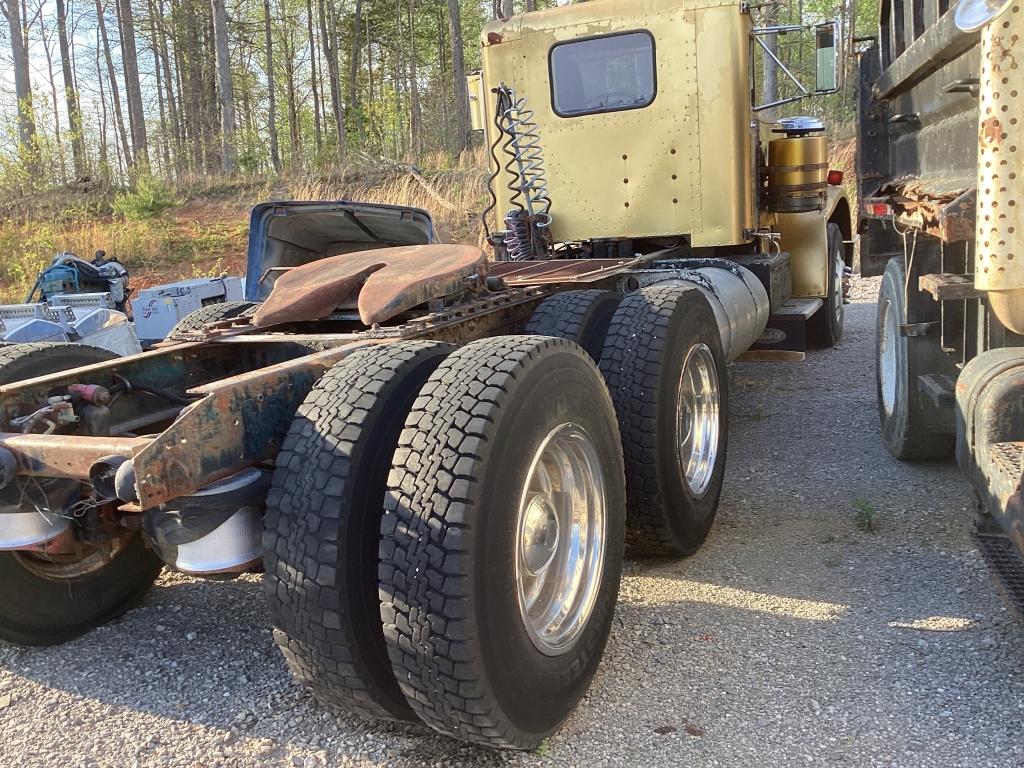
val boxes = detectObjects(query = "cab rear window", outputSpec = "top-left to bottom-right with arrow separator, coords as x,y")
549,31 -> 656,118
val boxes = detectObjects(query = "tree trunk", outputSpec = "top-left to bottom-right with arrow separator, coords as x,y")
2,0 -> 36,149
282,22 -> 300,163
38,16 -> 67,182
407,0 -> 421,158
211,0 -> 237,171
117,0 -> 149,169
56,0 -> 87,177
500,0 -> 512,18
94,31 -> 111,178
348,0 -> 362,140
96,0 -> 133,171
447,0 -> 470,153
318,0 -> 345,158
263,0 -> 281,170
305,0 -> 322,153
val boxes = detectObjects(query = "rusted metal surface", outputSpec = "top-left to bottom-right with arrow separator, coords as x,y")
129,286 -> 552,507
919,272 -> 984,301
0,433 -> 151,479
879,180 -> 976,242
490,257 -> 644,284
129,342 -> 379,508
974,2 -> 1024,334
0,341 -> 297,436
251,244 -> 486,327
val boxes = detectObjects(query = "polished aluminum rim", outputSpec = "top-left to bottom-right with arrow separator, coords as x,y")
676,343 -> 720,497
515,423 -> 606,656
880,298 -> 898,416
832,250 -> 845,323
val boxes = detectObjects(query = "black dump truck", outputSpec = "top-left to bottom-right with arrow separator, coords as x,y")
858,0 -> 1024,605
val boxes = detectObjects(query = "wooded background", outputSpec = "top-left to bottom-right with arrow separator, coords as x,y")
0,0 -> 875,194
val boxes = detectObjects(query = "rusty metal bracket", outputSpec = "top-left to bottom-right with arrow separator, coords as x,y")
899,321 -> 939,337
919,273 -> 985,301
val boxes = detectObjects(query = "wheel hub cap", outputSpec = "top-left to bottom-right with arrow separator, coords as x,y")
515,423 -> 606,656
521,494 -> 559,574
676,343 -> 720,497
880,299 -> 898,416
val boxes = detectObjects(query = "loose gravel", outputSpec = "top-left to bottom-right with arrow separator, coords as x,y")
1,277 -> 1022,768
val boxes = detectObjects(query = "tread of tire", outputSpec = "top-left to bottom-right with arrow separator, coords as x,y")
166,300 -> 255,339
879,259 -> 954,460
379,335 -> 589,748
599,285 -> 691,556
0,342 -> 114,373
524,290 -> 618,359
264,341 -> 451,720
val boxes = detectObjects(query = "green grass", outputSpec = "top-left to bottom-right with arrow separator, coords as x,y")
853,497 -> 878,532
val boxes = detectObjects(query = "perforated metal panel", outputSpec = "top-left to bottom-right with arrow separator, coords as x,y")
975,3 -> 1024,292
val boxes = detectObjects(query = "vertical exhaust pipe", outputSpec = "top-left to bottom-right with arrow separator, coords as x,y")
974,3 -> 1024,333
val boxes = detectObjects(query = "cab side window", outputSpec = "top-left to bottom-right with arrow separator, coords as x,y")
550,31 -> 656,118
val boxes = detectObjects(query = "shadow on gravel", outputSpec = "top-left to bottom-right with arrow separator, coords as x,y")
2,300 -> 1023,767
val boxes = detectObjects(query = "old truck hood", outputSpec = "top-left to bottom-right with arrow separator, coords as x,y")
244,200 -> 437,301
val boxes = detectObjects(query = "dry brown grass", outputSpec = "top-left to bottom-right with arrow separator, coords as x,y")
0,150 -> 491,304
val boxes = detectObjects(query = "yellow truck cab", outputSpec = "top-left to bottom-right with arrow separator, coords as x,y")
472,0 -> 855,352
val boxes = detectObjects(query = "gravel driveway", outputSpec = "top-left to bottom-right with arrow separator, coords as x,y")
1,278 -> 1021,768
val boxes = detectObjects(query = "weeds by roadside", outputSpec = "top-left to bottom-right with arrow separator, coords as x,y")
853,497 -> 878,532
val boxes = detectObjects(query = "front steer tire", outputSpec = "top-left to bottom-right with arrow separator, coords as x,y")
0,343 -> 163,646
264,341 -> 453,721
379,336 -> 626,749
600,285 -> 729,557
807,223 -> 846,348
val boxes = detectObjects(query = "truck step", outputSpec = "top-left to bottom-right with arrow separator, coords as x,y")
747,298 -> 823,355
916,373 -> 956,409
974,522 -> 1024,619
919,273 -> 984,301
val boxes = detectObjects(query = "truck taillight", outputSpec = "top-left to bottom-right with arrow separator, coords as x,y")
827,170 -> 844,185
864,201 -> 892,217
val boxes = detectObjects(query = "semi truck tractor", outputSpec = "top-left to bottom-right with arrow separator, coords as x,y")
858,0 -> 1024,607
0,0 -> 852,749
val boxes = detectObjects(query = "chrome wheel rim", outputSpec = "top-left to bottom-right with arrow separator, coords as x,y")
676,343 -> 720,497
880,299 -> 898,416
515,423 -> 606,656
832,251 -> 845,323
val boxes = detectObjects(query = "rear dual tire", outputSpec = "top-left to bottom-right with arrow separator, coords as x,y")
271,286 -> 729,747
0,343 -> 163,646
264,341 -> 453,720
379,336 -> 626,749
600,285 -> 729,557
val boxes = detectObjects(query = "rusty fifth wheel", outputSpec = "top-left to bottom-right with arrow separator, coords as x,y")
378,336 -> 625,749
264,341 -> 453,720
600,284 -> 729,557
0,344 -> 162,646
